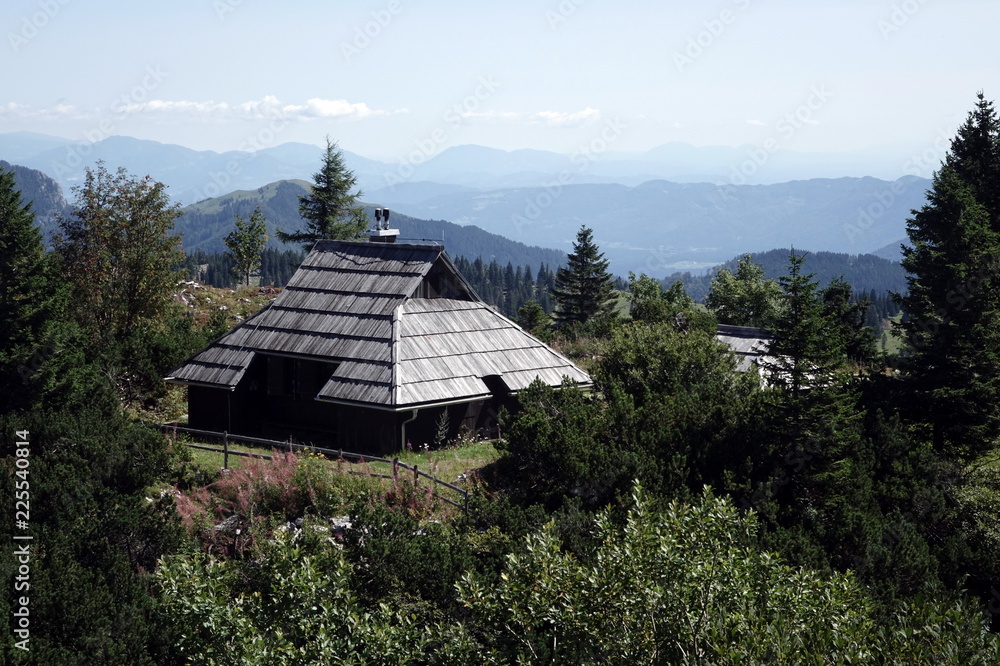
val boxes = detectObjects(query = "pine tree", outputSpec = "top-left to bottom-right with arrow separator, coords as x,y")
764,253 -> 844,400
893,93 -> 1000,459
821,276 -> 876,367
276,137 -> 368,250
551,226 -> 615,325
0,168 -> 65,410
897,163 -> 1000,459
224,205 -> 268,286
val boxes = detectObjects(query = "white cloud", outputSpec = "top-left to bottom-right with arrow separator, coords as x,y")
450,107 -> 601,127
528,107 -> 601,127
451,109 -> 521,124
116,100 -> 232,119
746,118 -> 765,126
0,96 -> 404,124
0,102 -> 91,121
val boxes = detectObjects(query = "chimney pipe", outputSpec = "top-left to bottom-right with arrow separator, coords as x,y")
368,206 -> 399,243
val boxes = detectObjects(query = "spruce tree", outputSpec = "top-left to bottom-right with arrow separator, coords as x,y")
821,276 -> 876,368
764,253 -> 844,400
276,137 -> 367,250
551,226 -> 615,325
896,93 -> 1000,460
0,167 -> 64,411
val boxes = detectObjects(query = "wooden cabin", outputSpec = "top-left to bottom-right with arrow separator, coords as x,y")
166,233 -> 590,455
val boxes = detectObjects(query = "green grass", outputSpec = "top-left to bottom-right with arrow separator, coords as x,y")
370,440 -> 500,484
174,435 -> 500,489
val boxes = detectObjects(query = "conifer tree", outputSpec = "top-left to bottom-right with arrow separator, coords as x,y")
276,137 -> 368,250
896,93 -> 1000,460
551,226 -> 615,325
0,168 -> 64,410
821,276 -> 876,367
764,253 -> 844,400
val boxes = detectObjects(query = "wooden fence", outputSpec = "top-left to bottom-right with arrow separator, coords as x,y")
161,424 -> 470,516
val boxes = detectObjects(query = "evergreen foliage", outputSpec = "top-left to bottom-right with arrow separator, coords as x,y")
516,300 -> 550,339
0,185 -> 186,661
896,92 -> 1000,460
822,276 -> 878,367
669,248 -> 909,305
275,137 -> 368,250
182,247 -> 304,288
452,255 -> 556,318
0,167 -> 66,412
459,486 -> 1000,665
551,225 -> 615,325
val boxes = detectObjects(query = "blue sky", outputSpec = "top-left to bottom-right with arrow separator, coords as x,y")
2,0 -> 997,161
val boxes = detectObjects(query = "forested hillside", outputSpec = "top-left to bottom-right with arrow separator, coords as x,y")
665,248 -> 906,303
1,160 -> 69,239
173,179 -> 567,270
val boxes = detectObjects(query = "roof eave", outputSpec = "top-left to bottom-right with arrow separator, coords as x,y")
314,392 -> 494,412
164,377 -> 237,392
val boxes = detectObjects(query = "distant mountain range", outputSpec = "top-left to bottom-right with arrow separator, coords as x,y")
173,179 -> 567,270
5,161 -> 912,300
2,131 -> 933,203
1,131 -> 933,277
381,176 -> 930,277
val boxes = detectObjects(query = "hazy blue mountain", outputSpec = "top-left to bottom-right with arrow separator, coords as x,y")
366,181 -> 479,206
0,132 -> 73,163
872,238 -> 910,262
0,160 -> 70,239
0,133 -> 394,205
0,132 -> 937,277
384,176 -> 932,278
1,132 -> 939,208
172,179 -> 566,270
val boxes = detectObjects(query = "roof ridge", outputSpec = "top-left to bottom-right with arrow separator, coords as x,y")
390,302 -> 402,405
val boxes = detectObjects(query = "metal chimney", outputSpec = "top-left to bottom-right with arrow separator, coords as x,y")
368,206 -> 399,243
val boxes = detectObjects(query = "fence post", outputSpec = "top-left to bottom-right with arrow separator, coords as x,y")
392,457 -> 399,480
413,464 -> 418,487
223,431 -> 229,470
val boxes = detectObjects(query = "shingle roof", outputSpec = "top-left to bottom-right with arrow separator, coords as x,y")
167,240 -> 591,408
716,324 -> 775,372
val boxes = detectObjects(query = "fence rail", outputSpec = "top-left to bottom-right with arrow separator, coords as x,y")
161,424 -> 470,515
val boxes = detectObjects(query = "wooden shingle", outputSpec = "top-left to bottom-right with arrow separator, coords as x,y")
167,240 -> 591,409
